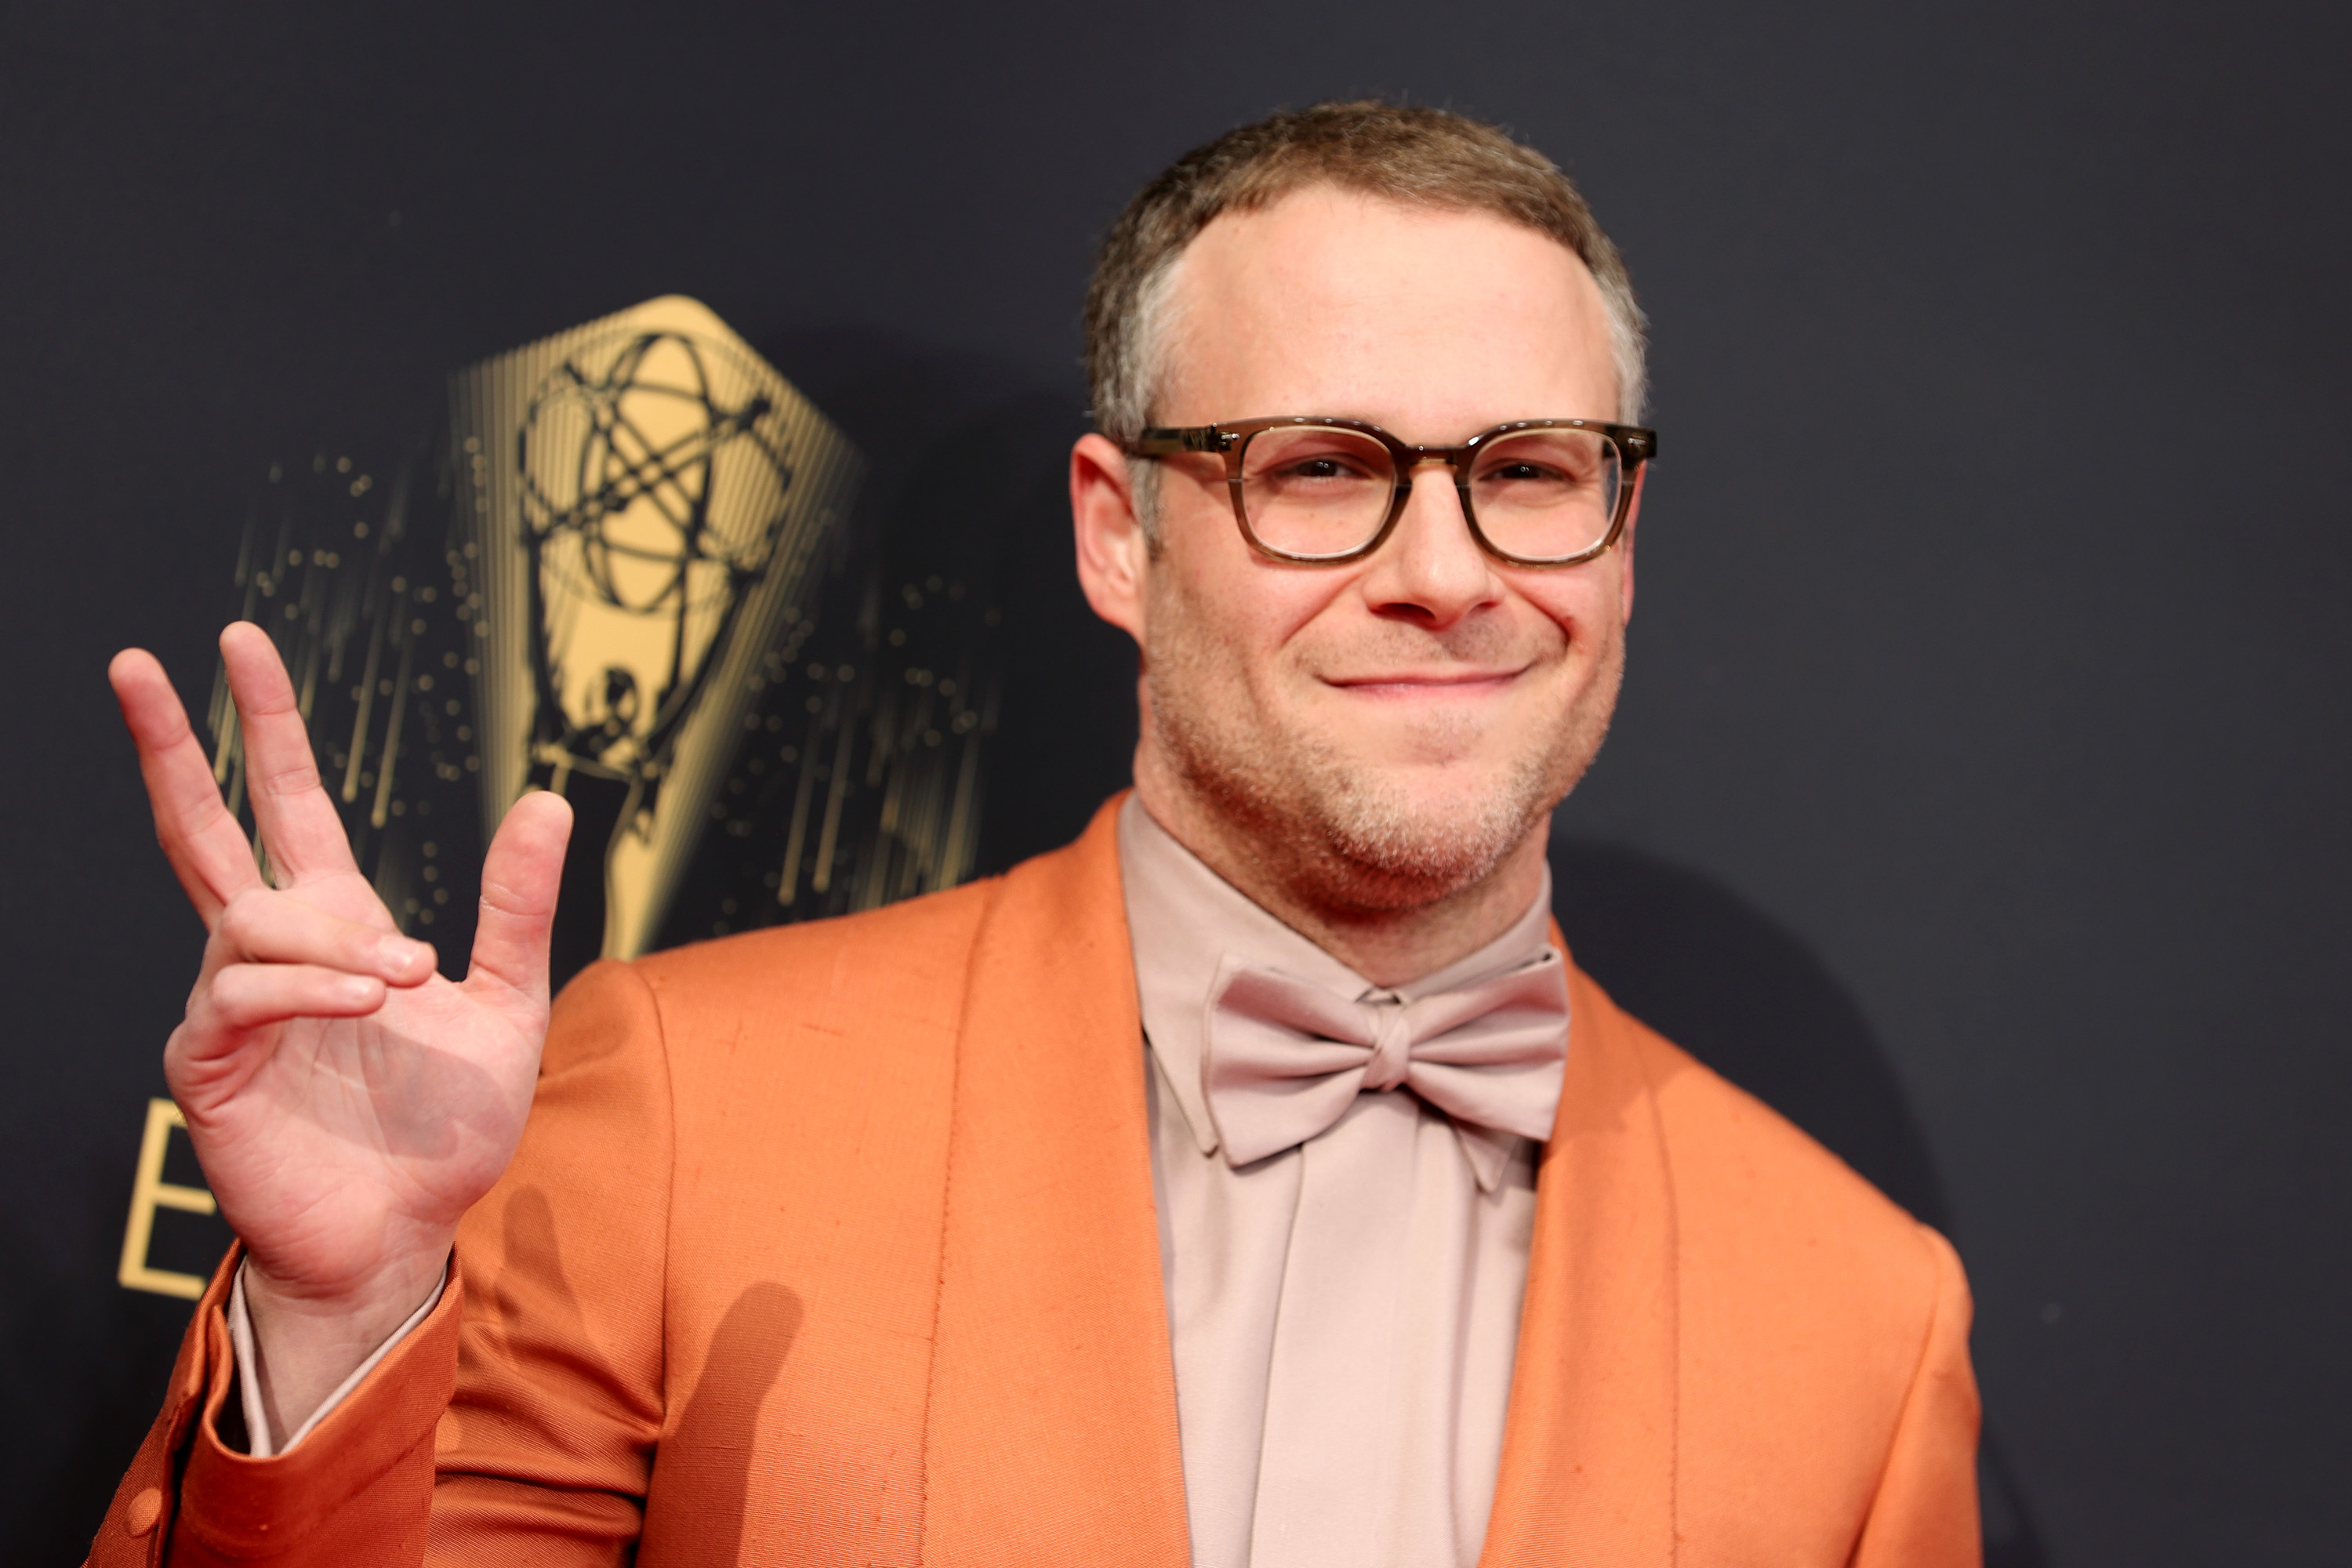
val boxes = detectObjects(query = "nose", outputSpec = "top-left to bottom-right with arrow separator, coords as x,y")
1356,459 -> 1502,629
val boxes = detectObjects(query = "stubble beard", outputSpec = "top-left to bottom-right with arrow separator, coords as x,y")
1143,584 -> 1624,916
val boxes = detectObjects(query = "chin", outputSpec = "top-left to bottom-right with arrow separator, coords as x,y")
1298,756 -> 1552,911
1356,760 -> 1515,819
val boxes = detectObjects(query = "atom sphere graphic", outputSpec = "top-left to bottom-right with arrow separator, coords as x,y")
518,329 -> 793,619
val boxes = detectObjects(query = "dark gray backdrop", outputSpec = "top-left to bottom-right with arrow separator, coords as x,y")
3,2 -> 2346,1563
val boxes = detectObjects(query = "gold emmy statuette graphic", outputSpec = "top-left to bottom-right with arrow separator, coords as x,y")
124,295 -> 1014,1296
452,296 -> 863,968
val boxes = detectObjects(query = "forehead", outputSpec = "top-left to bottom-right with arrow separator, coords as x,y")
1158,186 -> 1619,433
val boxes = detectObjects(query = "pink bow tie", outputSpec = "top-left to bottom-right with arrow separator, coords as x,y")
1201,949 -> 1570,1191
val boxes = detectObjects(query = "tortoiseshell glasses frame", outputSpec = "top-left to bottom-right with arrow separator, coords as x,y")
1127,416 -> 1657,568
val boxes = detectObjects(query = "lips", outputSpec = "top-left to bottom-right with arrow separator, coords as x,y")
1320,666 -> 1529,693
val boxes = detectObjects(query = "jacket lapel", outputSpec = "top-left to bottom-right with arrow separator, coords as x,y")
921,797 -> 1191,1566
1481,950 -> 1681,1566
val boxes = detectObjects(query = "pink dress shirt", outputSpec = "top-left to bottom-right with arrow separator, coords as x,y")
1118,796 -> 1560,1568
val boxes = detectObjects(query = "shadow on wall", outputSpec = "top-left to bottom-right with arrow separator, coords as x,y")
1548,838 -> 2044,1567
751,325 -> 1135,884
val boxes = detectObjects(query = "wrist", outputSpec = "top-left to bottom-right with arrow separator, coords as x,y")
241,1240 -> 452,1444
242,1234 -> 452,1333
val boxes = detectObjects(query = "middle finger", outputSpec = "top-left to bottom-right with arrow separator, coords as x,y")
220,622 -> 364,887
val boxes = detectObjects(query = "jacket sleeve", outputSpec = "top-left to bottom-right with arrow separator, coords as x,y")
82,960 -> 676,1568
1850,1225 -> 1984,1568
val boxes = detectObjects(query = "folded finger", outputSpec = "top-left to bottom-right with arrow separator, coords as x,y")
214,888 -> 437,987
220,622 -> 361,886
110,647 -> 266,924
203,964 -> 388,1033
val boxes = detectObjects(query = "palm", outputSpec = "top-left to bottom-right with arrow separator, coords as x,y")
176,877 -> 540,1294
114,625 -> 572,1305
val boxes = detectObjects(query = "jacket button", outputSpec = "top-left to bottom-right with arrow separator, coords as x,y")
125,1487 -> 164,1536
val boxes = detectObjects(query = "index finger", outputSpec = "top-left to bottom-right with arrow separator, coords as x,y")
220,621 -> 362,887
109,645 -> 265,927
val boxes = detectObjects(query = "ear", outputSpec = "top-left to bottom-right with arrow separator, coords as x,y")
1612,464 -> 1648,624
1071,432 -> 1151,647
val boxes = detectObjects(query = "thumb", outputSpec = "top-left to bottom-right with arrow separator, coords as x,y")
465,789 -> 575,1009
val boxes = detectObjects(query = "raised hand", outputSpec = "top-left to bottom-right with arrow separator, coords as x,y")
110,622 -> 572,1441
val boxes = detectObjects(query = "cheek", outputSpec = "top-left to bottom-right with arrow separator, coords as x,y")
1155,535 -> 1341,677
1514,568 -> 1625,657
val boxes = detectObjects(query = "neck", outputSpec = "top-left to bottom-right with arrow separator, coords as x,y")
1131,766 -> 1552,990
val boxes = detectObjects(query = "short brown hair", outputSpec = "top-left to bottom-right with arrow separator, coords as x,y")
1083,100 -> 1647,450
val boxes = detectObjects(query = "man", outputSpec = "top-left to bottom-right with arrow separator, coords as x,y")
91,103 -> 1980,1566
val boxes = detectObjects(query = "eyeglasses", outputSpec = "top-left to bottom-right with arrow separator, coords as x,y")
1127,416 -> 1657,567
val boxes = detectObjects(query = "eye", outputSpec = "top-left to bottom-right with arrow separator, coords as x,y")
1477,457 -> 1581,488
1242,426 -> 1392,492
1283,455 -> 1365,481
1473,434 -> 1609,490
1254,449 -> 1384,485
1485,459 -> 1559,483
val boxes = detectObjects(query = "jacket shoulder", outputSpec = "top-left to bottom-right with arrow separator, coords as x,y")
629,873 -> 1006,1040
1627,1003 -> 1932,1247
622,800 -> 1124,1044
1574,972 -> 1976,1551
1589,977 -> 1954,1319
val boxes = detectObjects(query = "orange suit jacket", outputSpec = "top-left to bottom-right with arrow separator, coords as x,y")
89,797 -> 1980,1566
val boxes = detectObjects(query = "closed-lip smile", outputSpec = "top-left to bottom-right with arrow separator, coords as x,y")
1321,666 -> 1529,694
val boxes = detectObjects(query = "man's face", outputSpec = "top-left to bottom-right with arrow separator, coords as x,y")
1088,186 -> 1640,913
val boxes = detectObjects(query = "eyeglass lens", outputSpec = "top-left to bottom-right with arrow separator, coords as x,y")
1238,425 -> 1623,561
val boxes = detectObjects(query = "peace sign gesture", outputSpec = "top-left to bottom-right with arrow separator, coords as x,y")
109,622 -> 572,1444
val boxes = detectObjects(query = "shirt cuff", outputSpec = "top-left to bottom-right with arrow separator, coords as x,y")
226,1258 -> 448,1458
